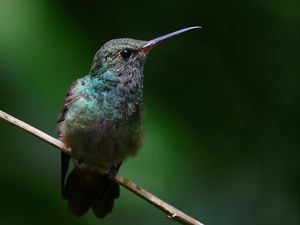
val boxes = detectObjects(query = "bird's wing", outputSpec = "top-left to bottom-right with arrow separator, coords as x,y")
57,79 -> 81,129
57,79 -> 81,198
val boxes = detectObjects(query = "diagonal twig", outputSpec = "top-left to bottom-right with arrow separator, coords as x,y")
0,109 -> 204,225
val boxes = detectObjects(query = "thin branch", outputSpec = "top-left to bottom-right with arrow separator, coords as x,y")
0,109 -> 204,225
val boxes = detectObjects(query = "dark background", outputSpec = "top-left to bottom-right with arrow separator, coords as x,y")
0,0 -> 299,225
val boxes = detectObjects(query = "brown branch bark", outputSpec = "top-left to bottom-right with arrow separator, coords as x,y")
0,109 -> 204,225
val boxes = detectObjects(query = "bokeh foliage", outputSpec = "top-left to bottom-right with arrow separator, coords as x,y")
0,0 -> 299,225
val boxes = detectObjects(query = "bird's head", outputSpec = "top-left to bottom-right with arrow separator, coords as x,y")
90,26 -> 201,79
90,38 -> 148,78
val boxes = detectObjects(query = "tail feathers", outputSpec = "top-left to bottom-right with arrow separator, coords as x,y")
64,166 -> 119,218
92,181 -> 120,218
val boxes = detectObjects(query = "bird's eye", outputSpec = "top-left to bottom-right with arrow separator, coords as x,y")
120,49 -> 132,59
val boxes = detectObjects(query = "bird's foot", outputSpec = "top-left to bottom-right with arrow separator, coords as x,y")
108,166 -> 118,180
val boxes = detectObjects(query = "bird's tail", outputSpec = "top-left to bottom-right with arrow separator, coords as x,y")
63,166 -> 120,219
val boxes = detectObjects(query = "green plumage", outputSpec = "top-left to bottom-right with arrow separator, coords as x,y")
57,27 -> 200,219
57,38 -> 147,218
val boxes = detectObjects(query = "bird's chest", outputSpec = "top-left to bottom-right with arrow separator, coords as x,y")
62,104 -> 143,169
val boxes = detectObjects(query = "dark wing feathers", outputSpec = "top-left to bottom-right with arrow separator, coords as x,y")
57,79 -> 80,127
57,79 -> 80,197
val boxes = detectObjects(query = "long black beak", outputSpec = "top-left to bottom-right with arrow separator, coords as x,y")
141,26 -> 201,51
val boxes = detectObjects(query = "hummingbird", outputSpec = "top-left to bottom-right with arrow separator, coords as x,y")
57,26 -> 200,219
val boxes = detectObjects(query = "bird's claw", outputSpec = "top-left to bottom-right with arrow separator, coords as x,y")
108,166 -> 118,180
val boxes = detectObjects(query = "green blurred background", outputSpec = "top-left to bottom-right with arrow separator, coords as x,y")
0,0 -> 299,225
